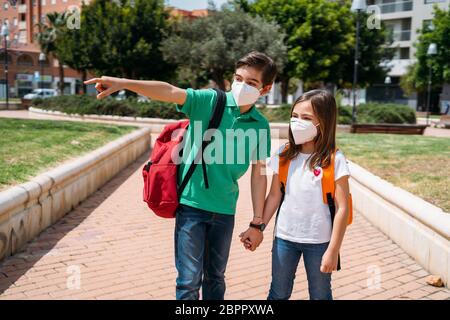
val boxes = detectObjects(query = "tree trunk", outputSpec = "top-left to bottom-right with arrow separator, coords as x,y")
58,61 -> 65,95
280,75 -> 290,104
212,71 -> 226,91
125,69 -> 137,98
82,70 -> 87,94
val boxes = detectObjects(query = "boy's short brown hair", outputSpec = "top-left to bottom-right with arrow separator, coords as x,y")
235,51 -> 278,86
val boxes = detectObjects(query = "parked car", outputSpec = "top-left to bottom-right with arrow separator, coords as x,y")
137,95 -> 150,103
114,90 -> 150,103
21,89 -> 58,109
23,89 -> 58,100
115,90 -> 127,101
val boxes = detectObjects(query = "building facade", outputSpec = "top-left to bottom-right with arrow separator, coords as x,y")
0,0 -> 91,98
366,0 -> 450,111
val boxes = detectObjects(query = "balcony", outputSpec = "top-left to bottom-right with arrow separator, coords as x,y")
18,21 -> 27,30
378,1 -> 413,14
391,30 -> 411,42
18,4 -> 27,14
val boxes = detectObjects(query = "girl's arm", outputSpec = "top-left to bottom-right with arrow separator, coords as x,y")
320,175 -> 350,273
84,76 -> 187,105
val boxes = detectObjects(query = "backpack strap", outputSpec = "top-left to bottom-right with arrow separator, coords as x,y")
321,149 -> 336,205
278,143 -> 291,193
178,88 -> 226,197
322,148 -> 342,271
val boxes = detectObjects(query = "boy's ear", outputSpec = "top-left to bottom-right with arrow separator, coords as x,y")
260,84 -> 272,96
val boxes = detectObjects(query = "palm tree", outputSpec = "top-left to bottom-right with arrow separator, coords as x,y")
36,12 -> 69,95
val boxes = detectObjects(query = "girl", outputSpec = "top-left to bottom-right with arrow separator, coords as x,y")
250,89 -> 351,300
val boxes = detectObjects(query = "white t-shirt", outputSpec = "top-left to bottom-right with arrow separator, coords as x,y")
266,144 -> 350,244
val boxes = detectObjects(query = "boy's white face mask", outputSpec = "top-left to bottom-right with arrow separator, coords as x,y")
231,81 -> 261,106
290,117 -> 319,145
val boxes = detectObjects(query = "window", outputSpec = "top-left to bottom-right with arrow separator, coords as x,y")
0,52 -> 12,64
17,54 -> 34,66
18,30 -> 26,43
423,20 -> 434,31
425,0 -> 445,4
400,47 -> 410,60
385,18 -> 411,42
13,17 -> 17,26
41,0 -> 46,5
3,2 -> 9,11
378,0 -> 413,14
393,47 -> 410,60
51,0 -> 56,4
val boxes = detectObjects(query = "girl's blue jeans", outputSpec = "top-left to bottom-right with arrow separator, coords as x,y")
268,237 -> 333,300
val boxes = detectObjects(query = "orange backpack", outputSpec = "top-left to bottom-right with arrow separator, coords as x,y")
276,144 -> 353,270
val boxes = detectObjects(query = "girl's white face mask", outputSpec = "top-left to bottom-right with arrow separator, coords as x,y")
290,117 -> 319,145
231,81 -> 261,106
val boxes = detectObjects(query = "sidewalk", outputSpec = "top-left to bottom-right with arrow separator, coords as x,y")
0,138 -> 449,300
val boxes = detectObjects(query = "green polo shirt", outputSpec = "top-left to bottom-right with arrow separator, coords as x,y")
175,88 -> 271,215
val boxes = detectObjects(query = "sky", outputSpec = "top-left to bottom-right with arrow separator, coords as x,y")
165,0 -> 229,10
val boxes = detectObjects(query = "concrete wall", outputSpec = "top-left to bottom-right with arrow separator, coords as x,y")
0,127 -> 151,262
349,161 -> 450,287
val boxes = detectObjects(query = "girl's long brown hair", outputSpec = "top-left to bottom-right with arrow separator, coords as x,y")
280,89 -> 337,170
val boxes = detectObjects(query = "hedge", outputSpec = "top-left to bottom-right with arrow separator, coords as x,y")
31,95 -> 185,120
32,95 -> 416,125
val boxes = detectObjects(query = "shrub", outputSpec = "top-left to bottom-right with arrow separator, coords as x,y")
32,95 -> 185,120
32,95 -> 416,125
357,103 -> 416,124
338,106 -> 353,125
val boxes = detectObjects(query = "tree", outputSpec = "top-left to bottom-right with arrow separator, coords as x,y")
36,12 -> 70,94
77,0 -> 174,87
235,0 -> 393,101
338,8 -> 394,88
55,6 -> 92,94
161,8 -> 287,90
401,4 -> 450,94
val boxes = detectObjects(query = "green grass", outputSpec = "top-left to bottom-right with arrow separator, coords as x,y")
0,98 -> 22,103
0,118 -> 137,190
337,133 -> 450,212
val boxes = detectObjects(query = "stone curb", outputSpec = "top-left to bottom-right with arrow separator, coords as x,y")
0,127 -> 151,261
349,161 -> 450,287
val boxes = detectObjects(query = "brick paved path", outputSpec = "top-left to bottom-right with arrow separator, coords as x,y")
0,136 -> 449,300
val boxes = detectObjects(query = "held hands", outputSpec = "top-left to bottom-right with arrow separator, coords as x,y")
239,227 -> 263,252
320,248 -> 339,273
84,76 -> 127,99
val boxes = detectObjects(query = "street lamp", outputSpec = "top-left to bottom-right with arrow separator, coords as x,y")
384,76 -> 392,103
39,52 -> 46,91
1,21 -> 9,110
351,0 -> 367,125
426,43 -> 437,126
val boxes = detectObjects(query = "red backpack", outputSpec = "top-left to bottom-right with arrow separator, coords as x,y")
142,88 -> 226,218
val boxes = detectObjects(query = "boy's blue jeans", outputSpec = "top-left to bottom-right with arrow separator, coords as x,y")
174,204 -> 235,300
268,237 -> 333,300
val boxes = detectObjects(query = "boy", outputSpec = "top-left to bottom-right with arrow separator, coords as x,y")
85,51 -> 277,300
